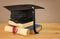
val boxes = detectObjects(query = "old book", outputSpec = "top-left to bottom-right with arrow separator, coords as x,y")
4,24 -> 42,36
8,20 -> 33,28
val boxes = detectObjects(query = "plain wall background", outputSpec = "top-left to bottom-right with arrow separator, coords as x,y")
0,0 -> 60,23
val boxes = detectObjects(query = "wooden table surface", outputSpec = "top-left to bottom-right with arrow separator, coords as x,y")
0,23 -> 60,39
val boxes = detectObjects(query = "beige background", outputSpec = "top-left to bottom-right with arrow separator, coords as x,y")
0,0 -> 60,23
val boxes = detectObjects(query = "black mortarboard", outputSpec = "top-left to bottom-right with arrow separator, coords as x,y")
4,4 -> 44,34
4,4 -> 44,10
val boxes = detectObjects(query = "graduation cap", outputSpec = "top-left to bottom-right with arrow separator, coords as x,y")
4,4 -> 44,34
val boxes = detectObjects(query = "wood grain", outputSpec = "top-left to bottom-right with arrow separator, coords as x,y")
0,23 -> 60,39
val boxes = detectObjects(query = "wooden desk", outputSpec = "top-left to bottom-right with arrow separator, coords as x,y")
0,23 -> 60,39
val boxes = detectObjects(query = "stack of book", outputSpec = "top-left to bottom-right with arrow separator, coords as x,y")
4,20 -> 42,35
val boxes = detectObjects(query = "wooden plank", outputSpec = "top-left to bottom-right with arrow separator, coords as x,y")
0,23 -> 60,39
